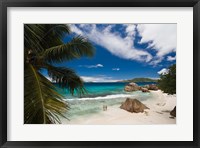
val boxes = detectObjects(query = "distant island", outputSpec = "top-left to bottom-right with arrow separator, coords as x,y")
121,78 -> 158,83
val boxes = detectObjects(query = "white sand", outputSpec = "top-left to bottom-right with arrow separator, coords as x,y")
62,90 -> 176,125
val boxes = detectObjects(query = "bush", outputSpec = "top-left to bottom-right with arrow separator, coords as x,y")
158,64 -> 176,94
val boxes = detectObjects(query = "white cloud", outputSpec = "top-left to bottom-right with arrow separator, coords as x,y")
157,68 -> 169,75
70,24 -> 83,35
81,76 -> 121,82
112,68 -> 120,71
69,24 -> 176,66
137,24 -> 176,65
149,57 -> 164,66
167,56 -> 176,61
124,24 -> 136,37
79,64 -> 103,68
70,24 -> 152,63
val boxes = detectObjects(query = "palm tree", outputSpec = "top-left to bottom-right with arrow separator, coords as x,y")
24,24 -> 94,124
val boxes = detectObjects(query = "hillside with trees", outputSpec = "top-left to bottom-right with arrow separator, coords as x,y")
122,78 -> 158,83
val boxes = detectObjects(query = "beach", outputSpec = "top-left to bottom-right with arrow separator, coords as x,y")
61,90 -> 176,125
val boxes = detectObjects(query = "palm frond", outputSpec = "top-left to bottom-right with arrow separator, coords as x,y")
24,24 -> 70,53
46,64 -> 86,96
37,24 -> 71,50
24,24 -> 45,53
24,64 -> 69,124
42,35 -> 95,63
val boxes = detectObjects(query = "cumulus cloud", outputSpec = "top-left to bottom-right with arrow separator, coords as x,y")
81,75 -> 121,82
137,24 -> 176,65
167,56 -> 176,61
124,24 -> 136,37
69,24 -> 176,66
157,68 -> 169,75
79,64 -> 103,68
112,68 -> 120,71
69,24 -> 152,63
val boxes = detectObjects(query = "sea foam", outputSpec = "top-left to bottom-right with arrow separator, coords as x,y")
66,93 -> 137,101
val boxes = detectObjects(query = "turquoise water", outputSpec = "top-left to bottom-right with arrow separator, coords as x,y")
55,82 -> 157,120
55,82 -> 156,99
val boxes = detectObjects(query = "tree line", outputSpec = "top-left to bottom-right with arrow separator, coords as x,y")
158,64 -> 176,95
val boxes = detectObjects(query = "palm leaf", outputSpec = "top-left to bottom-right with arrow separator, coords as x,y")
42,35 -> 95,63
36,24 -> 71,51
46,64 -> 86,96
25,24 -> 70,53
24,24 -> 45,53
24,64 -> 69,124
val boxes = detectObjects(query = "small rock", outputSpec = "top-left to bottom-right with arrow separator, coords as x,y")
141,87 -> 150,92
170,106 -> 176,117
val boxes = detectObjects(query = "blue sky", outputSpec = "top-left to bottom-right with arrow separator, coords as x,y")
45,24 -> 176,82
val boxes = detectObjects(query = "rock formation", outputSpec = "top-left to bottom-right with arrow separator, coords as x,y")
124,83 -> 140,92
120,98 -> 149,113
146,84 -> 158,90
124,83 -> 158,92
140,87 -> 150,92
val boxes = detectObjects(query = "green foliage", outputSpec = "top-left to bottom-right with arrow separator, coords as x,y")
158,64 -> 176,94
43,36 -> 94,63
122,78 -> 158,83
46,64 -> 86,96
24,64 -> 69,124
24,24 -> 95,124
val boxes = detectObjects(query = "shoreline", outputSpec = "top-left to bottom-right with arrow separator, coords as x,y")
61,90 -> 176,125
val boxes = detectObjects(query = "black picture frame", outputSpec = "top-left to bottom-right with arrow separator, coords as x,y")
0,0 -> 199,147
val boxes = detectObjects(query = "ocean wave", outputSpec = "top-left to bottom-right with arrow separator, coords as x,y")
79,92 -> 115,98
66,93 -> 136,101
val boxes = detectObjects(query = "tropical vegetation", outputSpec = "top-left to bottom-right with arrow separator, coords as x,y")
158,64 -> 176,94
24,24 -> 95,124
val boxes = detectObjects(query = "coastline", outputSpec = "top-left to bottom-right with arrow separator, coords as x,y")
61,90 -> 176,125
